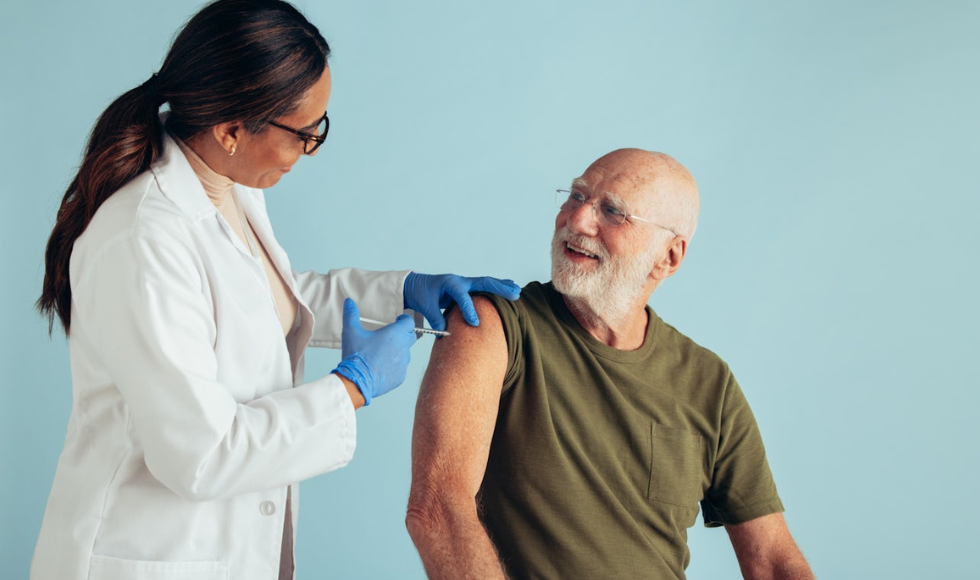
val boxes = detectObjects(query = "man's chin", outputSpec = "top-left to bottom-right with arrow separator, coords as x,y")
553,269 -> 644,322
552,256 -> 597,284
552,272 -> 600,301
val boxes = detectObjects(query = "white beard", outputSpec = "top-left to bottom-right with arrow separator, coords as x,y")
550,226 -> 657,325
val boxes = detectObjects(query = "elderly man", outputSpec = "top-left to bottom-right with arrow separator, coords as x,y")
406,149 -> 814,580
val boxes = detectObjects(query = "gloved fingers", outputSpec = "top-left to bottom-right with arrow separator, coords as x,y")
416,302 -> 448,333
334,309 -> 417,406
422,308 -> 449,332
340,298 -> 367,358
446,281 -> 481,327
342,298 -> 363,331
391,314 -> 420,344
405,273 -> 520,330
466,276 -> 522,300
370,314 -> 415,394
403,272 -> 448,331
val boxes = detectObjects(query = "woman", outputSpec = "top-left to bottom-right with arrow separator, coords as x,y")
31,1 -> 519,579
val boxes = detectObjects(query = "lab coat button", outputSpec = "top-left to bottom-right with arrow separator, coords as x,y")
259,500 -> 276,516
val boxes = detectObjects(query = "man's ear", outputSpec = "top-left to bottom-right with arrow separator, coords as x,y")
651,236 -> 688,281
212,121 -> 244,155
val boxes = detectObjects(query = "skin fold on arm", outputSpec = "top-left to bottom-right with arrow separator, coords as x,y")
406,298 -> 510,580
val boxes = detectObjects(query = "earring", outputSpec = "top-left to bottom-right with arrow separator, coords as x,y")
229,144 -> 237,156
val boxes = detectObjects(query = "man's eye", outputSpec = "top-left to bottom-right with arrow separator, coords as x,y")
570,191 -> 587,203
603,204 -> 625,217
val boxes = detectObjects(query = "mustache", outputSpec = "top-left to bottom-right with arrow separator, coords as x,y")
553,227 -> 609,260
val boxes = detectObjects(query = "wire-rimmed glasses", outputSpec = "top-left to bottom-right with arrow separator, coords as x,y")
555,189 -> 680,235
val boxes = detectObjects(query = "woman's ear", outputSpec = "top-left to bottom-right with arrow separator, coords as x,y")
212,121 -> 244,155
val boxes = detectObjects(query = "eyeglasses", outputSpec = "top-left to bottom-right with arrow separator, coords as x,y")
555,189 -> 680,235
268,111 -> 329,155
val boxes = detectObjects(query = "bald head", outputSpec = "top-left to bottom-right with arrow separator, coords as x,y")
582,149 -> 700,238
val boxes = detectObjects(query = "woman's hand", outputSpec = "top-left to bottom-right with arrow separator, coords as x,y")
332,298 -> 417,406
403,273 -> 521,332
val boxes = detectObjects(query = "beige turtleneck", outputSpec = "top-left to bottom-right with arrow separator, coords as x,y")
176,138 -> 298,337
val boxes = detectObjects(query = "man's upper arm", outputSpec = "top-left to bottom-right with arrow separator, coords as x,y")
725,513 -> 814,580
410,297 -> 509,503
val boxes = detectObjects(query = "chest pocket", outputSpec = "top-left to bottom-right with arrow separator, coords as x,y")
647,423 -> 704,509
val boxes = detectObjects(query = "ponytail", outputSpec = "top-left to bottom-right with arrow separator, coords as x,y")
37,76 -> 166,334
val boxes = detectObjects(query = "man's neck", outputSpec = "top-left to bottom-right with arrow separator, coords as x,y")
561,295 -> 649,350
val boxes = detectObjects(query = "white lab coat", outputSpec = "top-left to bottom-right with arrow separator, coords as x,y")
31,132 -> 412,580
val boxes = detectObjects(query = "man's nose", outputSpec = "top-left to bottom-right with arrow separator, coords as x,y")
566,201 -> 600,235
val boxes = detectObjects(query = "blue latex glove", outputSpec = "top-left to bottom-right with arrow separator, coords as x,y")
331,298 -> 417,406
403,272 -> 522,332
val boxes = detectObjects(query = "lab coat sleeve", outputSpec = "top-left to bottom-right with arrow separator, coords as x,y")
293,268 -> 414,349
72,226 -> 357,501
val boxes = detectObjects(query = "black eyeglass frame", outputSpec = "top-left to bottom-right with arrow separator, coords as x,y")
268,111 -> 329,155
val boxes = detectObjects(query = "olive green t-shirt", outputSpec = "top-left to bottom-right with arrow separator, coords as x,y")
479,282 -> 783,580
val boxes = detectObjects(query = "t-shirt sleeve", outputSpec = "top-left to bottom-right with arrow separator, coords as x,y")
700,374 -> 784,527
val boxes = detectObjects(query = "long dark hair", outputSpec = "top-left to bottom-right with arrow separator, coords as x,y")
38,0 -> 330,334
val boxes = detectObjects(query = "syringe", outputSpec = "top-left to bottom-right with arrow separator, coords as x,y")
359,317 -> 451,337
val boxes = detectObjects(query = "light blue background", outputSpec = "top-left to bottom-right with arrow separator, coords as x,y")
2,1 -> 978,578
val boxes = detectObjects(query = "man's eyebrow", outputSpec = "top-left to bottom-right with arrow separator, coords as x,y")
602,191 -> 628,207
571,178 -> 626,206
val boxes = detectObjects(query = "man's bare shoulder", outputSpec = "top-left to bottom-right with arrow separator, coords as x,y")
439,297 -> 507,348
423,297 -> 509,386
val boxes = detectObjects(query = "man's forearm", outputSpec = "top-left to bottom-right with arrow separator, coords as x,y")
741,559 -> 814,580
727,514 -> 815,580
406,502 -> 507,580
407,299 -> 511,579
762,555 -> 815,580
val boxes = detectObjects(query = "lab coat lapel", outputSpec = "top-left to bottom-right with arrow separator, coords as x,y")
235,187 -> 315,367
